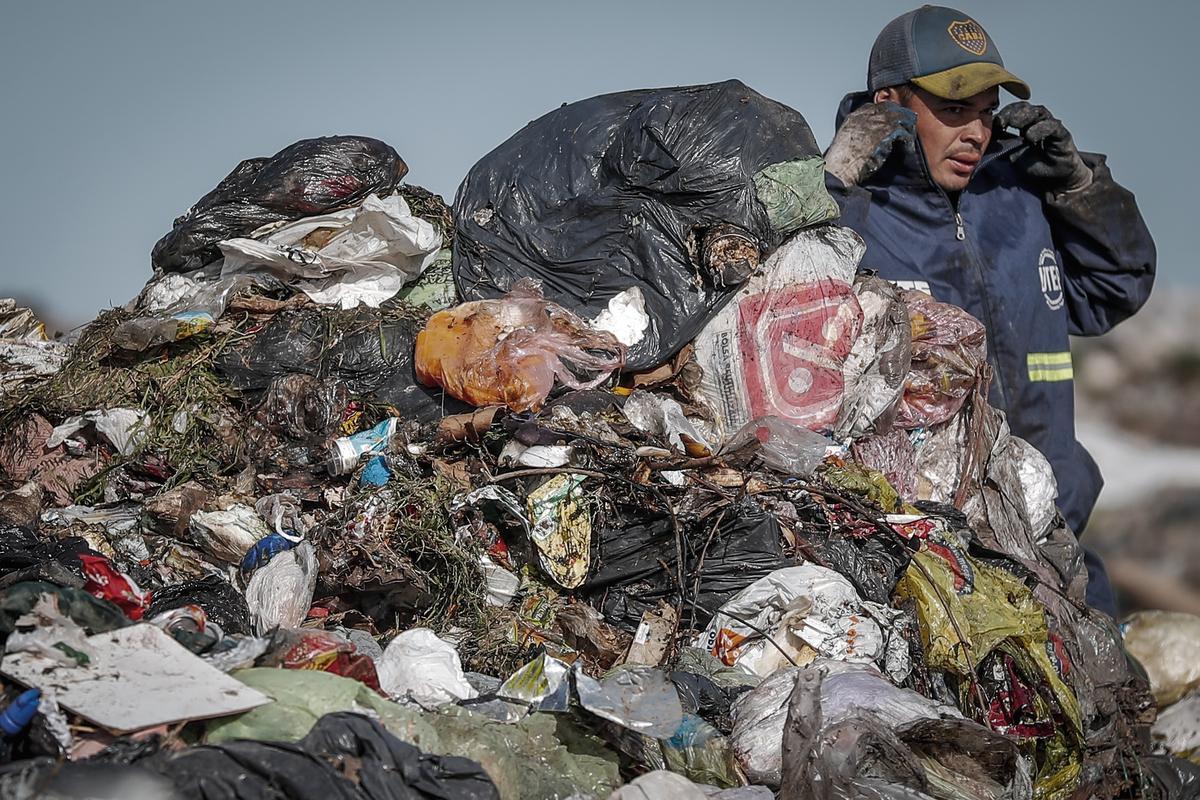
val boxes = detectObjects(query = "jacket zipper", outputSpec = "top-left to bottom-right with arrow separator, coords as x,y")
915,142 -> 1010,409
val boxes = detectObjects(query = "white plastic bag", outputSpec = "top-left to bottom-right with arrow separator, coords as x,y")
220,193 -> 442,308
244,540 -> 317,634
376,627 -> 477,708
696,564 -> 901,678
188,504 -> 271,565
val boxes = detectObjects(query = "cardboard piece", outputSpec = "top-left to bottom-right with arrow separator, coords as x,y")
1,624 -> 270,732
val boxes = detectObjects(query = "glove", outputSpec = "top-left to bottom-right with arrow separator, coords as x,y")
824,102 -> 916,187
996,102 -> 1092,192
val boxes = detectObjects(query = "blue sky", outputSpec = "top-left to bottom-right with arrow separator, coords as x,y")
1,0 -> 1194,328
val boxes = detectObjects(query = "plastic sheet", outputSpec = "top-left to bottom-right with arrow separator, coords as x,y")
415,281 -> 626,412
729,662 -> 961,787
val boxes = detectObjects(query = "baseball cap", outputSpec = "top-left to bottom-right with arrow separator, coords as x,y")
867,6 -> 1031,100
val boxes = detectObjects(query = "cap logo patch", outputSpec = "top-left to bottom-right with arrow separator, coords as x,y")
948,19 -> 988,56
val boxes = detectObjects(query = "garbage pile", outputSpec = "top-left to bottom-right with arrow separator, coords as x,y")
0,80 -> 1191,799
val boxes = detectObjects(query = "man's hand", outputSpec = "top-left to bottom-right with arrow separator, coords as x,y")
824,102 -> 916,187
996,102 -> 1092,193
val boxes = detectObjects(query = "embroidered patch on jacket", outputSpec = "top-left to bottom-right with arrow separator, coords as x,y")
948,19 -> 988,56
1037,248 -> 1065,310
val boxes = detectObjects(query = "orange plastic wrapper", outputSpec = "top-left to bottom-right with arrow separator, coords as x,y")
415,281 -> 626,412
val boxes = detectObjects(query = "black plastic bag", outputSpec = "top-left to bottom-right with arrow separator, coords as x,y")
145,712 -> 498,800
585,501 -> 790,631
453,80 -> 832,370
152,136 -> 408,274
215,305 -> 468,423
143,575 -> 251,636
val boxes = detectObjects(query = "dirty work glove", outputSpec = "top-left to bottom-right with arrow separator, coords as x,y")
824,102 -> 917,187
996,102 -> 1093,193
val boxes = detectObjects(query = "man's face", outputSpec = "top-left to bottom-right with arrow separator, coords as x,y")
877,85 -> 1000,192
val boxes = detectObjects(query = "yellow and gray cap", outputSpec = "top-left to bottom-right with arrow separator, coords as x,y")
867,5 -> 1030,101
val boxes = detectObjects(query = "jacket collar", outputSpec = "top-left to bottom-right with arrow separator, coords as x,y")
835,91 -> 1024,194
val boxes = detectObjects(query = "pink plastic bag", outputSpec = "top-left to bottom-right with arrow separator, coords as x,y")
894,291 -> 988,429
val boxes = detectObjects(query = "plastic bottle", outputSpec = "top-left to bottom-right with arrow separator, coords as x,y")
325,418 -> 399,476
0,689 -> 41,737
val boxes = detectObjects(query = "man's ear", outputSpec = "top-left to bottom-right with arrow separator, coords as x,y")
874,87 -> 902,104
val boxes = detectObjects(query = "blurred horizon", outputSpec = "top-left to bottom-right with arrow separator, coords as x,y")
2,0 -> 1197,331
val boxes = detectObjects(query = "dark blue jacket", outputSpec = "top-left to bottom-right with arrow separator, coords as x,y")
827,93 -> 1156,536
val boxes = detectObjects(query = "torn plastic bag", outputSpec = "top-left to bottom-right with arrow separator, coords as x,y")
46,407 -> 149,458
801,516 -> 911,607
728,662 -> 963,788
78,554 -> 151,621
1123,611 -> 1200,706
0,528 -> 91,589
415,281 -> 626,412
894,531 -> 1086,794
851,429 -> 918,501
526,474 -> 591,589
692,225 -> 867,440
585,501 -> 789,631
152,135 -> 407,273
376,628 -> 477,708
259,628 -> 381,692
4,593 -> 98,666
832,275 -> 912,438
453,80 -> 836,370
697,564 -> 906,679
719,416 -> 829,477
894,290 -> 988,429
215,304 -> 467,424
111,272 -> 252,351
621,390 -> 712,458
497,652 -> 572,709
0,581 -> 130,641
1145,756 -> 1200,800
220,193 -> 443,308
244,540 -> 318,634
660,714 -> 742,789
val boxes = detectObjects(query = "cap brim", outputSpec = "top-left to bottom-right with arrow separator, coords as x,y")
911,62 -> 1031,100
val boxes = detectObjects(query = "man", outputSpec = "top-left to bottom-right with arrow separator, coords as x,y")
824,5 -> 1156,615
